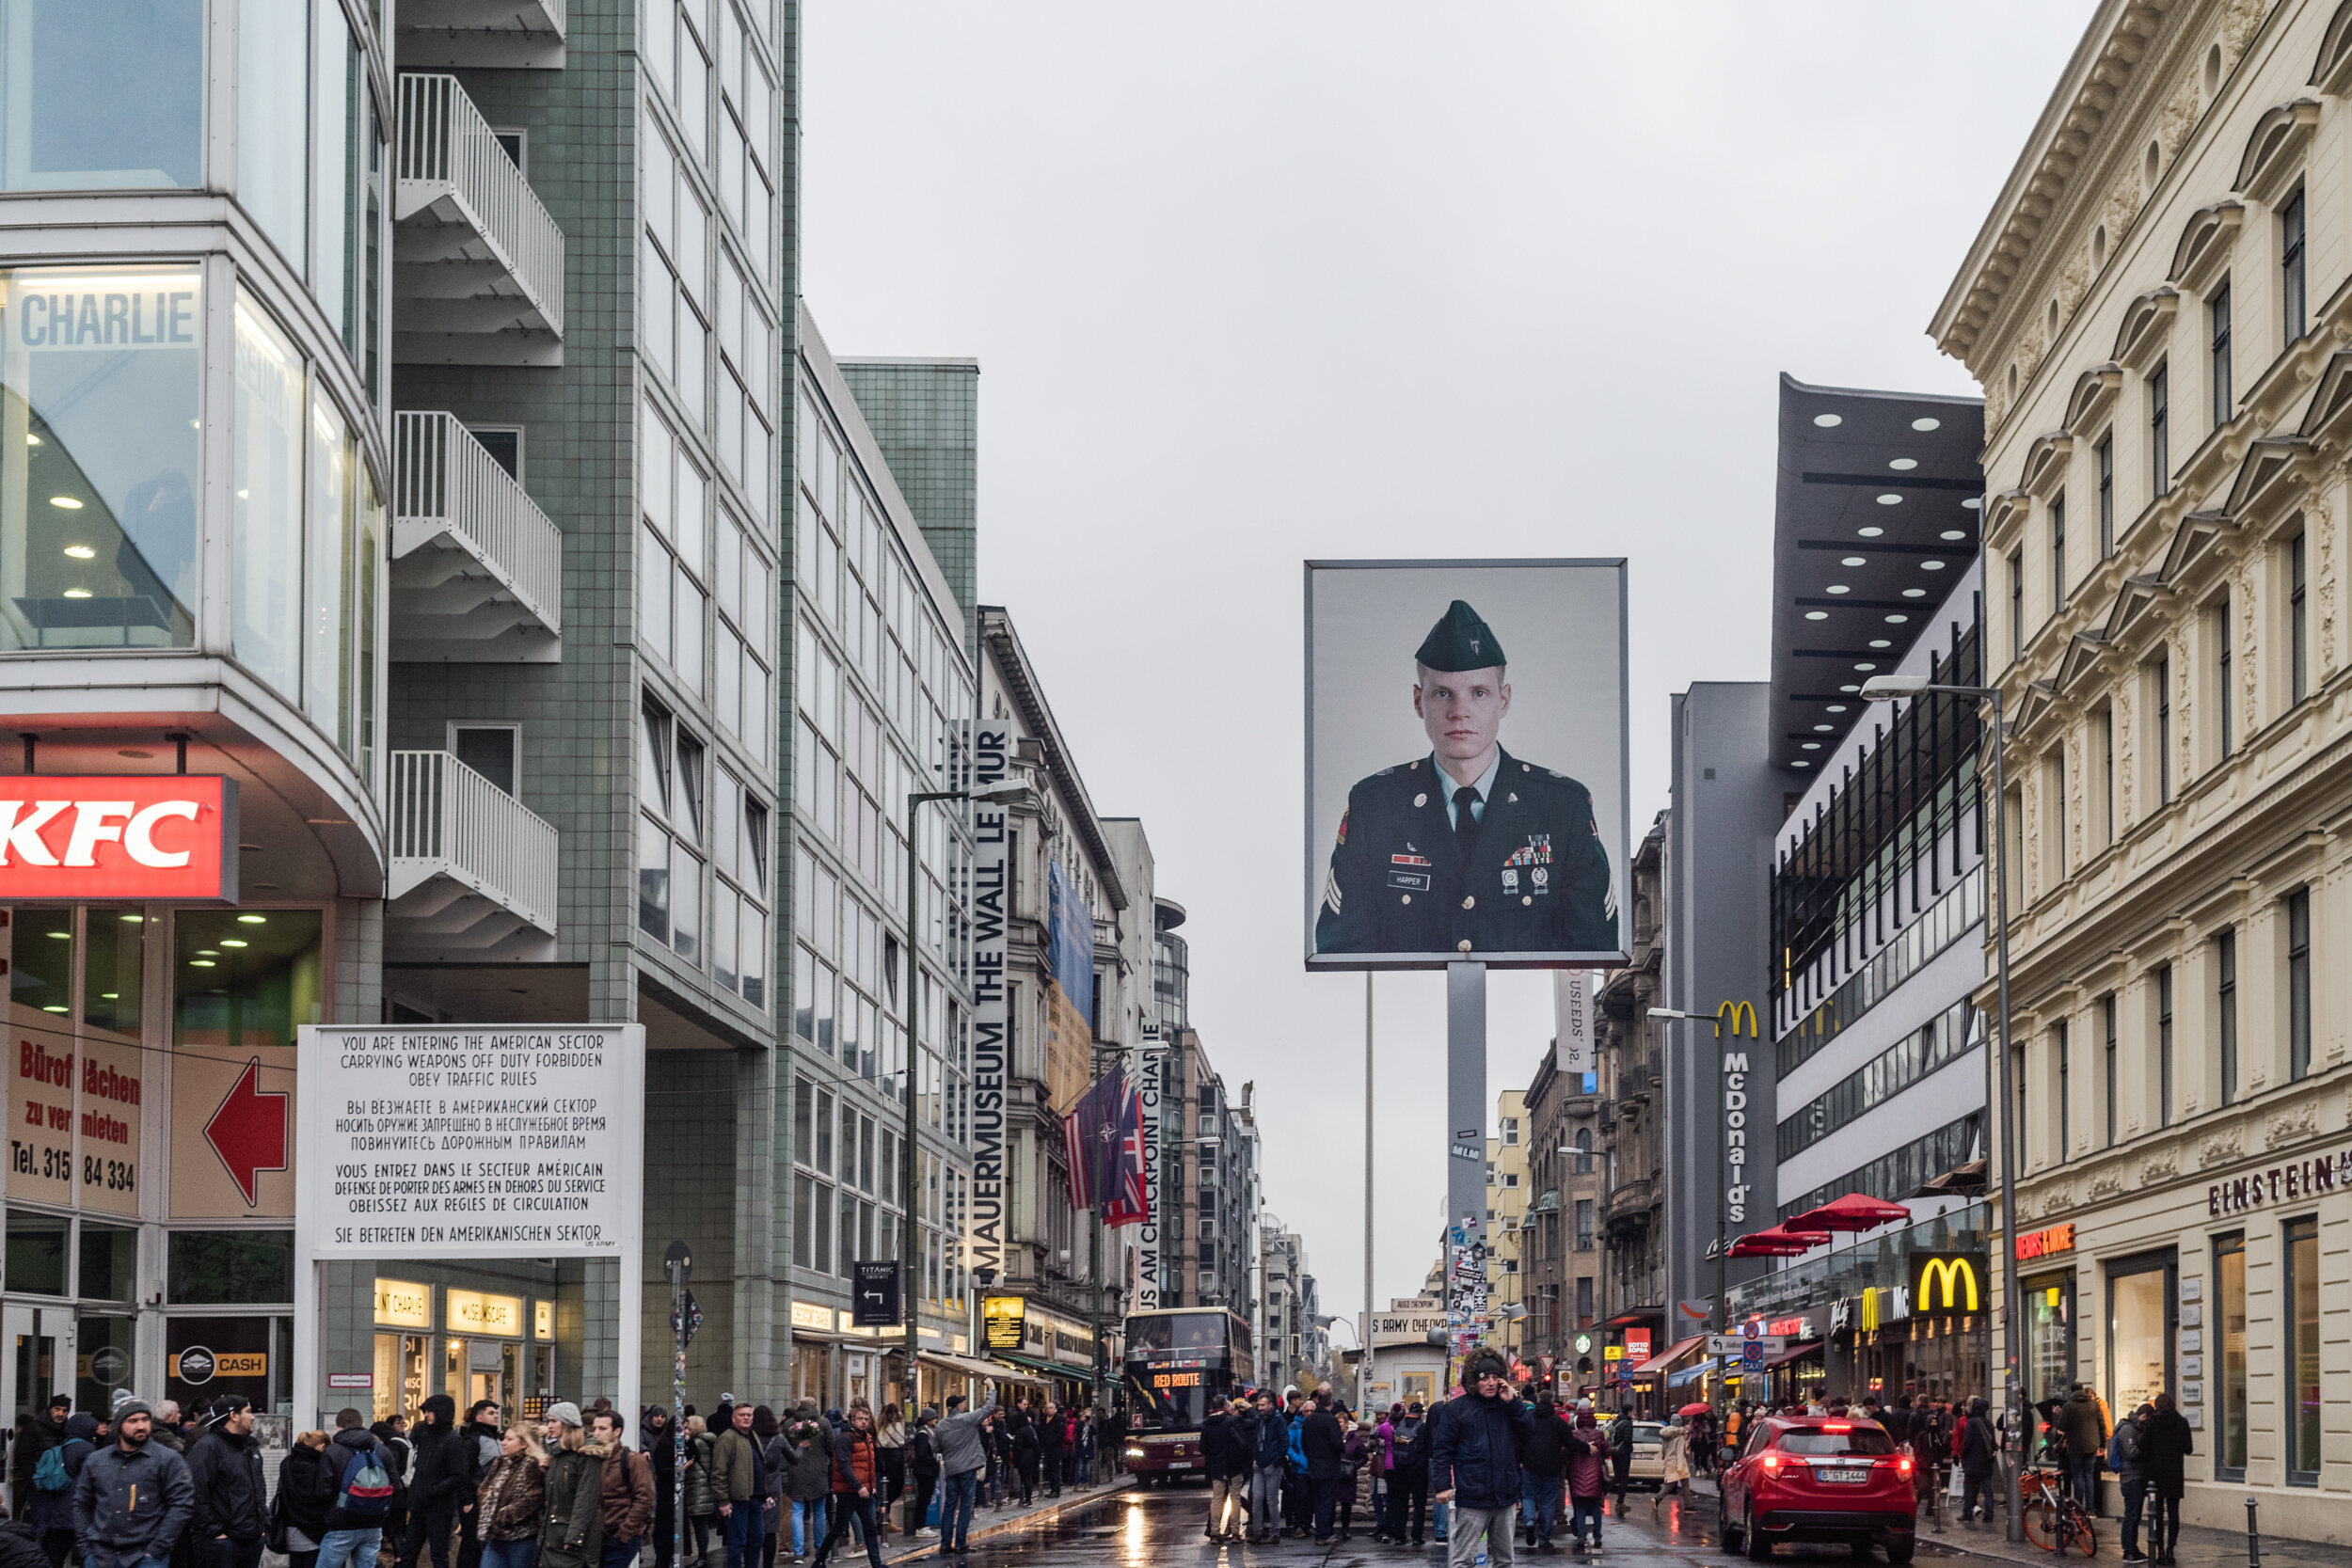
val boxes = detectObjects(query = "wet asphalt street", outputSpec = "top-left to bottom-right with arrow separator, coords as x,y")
897,1483 -> 1982,1567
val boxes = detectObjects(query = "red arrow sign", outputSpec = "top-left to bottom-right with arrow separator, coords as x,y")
204,1057 -> 288,1206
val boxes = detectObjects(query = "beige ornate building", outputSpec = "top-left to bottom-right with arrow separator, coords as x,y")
1932,0 -> 2352,1538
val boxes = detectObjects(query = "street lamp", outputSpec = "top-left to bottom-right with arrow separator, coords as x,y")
902,778 -> 1029,1404
1862,670 -> 2024,1544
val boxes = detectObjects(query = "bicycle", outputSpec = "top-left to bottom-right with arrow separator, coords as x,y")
2019,1466 -> 2097,1557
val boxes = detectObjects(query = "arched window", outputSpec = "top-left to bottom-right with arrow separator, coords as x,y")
1575,1129 -> 1594,1174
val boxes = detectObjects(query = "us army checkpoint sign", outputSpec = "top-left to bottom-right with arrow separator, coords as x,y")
295,1024 -> 644,1258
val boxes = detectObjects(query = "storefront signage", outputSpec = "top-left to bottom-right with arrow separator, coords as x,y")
1720,1003 -> 1758,1226
167,1348 -> 265,1384
1136,1031 -> 1162,1311
446,1290 -> 523,1337
10,275 -> 199,351
1764,1316 -> 1810,1338
1913,1253 -> 1983,1313
1555,971 -> 1593,1073
2013,1223 -> 2075,1261
534,1300 -> 553,1339
1624,1328 -> 1651,1362
373,1278 -> 433,1329
1370,1309 -> 1446,1346
983,1293 -> 1025,1351
2206,1148 -> 2349,1215
0,777 -> 237,900
297,1024 -> 644,1258
788,1301 -> 833,1333
967,721 -> 1013,1283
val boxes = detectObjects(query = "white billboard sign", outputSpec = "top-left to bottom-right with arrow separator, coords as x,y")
296,1024 -> 644,1257
1371,1309 -> 1448,1347
1554,970 -> 1594,1073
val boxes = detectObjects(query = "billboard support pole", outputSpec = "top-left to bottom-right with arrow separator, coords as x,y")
1362,972 -> 1374,1413
1446,961 -> 1486,1386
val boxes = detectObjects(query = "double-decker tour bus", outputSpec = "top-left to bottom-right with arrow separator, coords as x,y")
1121,1306 -> 1254,1482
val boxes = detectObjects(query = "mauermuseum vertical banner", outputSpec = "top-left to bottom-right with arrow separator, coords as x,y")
295,1024 -> 644,1257
966,719 -> 1014,1281
1305,560 -> 1629,969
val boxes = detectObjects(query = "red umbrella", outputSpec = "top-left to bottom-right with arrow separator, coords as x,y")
1726,1225 -> 1832,1257
1678,1402 -> 1712,1418
1787,1191 -> 1913,1233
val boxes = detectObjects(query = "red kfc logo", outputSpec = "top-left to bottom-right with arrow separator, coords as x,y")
0,777 -> 237,900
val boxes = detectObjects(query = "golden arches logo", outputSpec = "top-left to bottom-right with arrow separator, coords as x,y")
1716,1001 -> 1758,1039
1915,1256 -> 1980,1312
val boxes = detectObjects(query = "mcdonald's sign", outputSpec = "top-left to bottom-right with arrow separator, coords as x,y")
1716,1001 -> 1758,1038
1912,1252 -> 1983,1313
1718,1001 -> 1759,1225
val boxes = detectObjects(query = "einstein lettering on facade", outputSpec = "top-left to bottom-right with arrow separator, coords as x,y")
1314,598 -> 1616,958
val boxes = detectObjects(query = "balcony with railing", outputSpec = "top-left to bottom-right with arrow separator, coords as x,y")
394,73 -> 565,364
386,750 -> 559,961
396,0 -> 565,69
390,412 -> 563,661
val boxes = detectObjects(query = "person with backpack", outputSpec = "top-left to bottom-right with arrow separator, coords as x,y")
273,1432 -> 336,1568
72,1401 -> 194,1568
371,1419 -> 413,1554
16,1401 -> 70,1528
1200,1398 -> 1248,1544
775,1403 -> 827,1561
472,1424 -> 545,1568
2110,1402 -> 2148,1561
184,1398 -> 266,1568
30,1413 -> 95,1568
1957,1396 -> 1999,1524
317,1409 -> 397,1568
1385,1402 -> 1431,1550
902,1414 -> 940,1543
1565,1404 -> 1611,1552
1605,1403 -> 1634,1518
1516,1392 -> 1567,1550
807,1408 -> 882,1568
402,1397 -> 474,1568
456,1403 -> 503,1568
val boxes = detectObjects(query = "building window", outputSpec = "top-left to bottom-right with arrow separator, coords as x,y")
2217,927 -> 2237,1106
1501,1117 -> 1519,1146
2215,1231 -> 2247,1481
2049,492 -> 2066,612
2095,436 -> 2114,557
2056,1022 -> 2070,1162
1576,1275 -> 1594,1324
2286,1215 -> 2320,1484
639,698 -> 706,963
1574,1199 -> 1594,1251
2281,190 -> 2307,344
2012,1042 -> 2027,1169
2288,531 -> 2308,704
640,404 -> 710,696
2209,282 -> 2232,429
2286,888 -> 2311,1082
2150,363 -> 2169,497
2009,548 -> 2026,661
2214,594 -> 2233,761
2098,705 -> 2115,847
2153,655 -> 2172,804
2045,752 -> 2066,884
2102,994 -> 2118,1148
1575,1129 -> 1592,1173
2156,964 -> 2174,1128
0,0 -> 204,190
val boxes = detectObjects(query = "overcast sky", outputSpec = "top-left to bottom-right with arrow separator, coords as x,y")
802,3 -> 2099,1337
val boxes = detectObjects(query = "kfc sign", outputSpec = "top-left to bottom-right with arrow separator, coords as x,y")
0,778 -> 236,900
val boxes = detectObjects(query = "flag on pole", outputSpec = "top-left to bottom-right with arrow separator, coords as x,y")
1061,1064 -> 1129,1212
1103,1082 -> 1150,1227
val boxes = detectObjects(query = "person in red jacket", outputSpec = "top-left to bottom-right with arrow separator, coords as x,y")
810,1411 -> 882,1568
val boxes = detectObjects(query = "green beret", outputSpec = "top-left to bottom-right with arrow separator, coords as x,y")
1415,600 -> 1505,673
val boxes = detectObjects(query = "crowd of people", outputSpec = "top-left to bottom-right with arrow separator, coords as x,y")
0,1382 -> 1131,1568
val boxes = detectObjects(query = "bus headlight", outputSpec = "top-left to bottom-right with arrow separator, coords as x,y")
1126,1447 -> 1145,1459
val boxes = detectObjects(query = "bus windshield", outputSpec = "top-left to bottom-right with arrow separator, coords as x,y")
1122,1309 -> 1251,1433
1127,1365 -> 1212,1428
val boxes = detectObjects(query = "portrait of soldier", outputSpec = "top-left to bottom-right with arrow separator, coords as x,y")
1315,598 -> 1617,956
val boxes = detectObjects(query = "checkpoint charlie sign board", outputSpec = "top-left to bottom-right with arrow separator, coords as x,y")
296,1024 -> 644,1258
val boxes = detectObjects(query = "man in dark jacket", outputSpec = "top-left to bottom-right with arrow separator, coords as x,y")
1200,1400 -> 1249,1544
2112,1403 -> 2149,1562
183,1399 -> 264,1568
1387,1402 -> 1432,1549
1606,1403 -> 1635,1516
1244,1391 -> 1288,1544
1958,1396 -> 2000,1524
1517,1393 -> 1568,1550
1300,1394 -> 1347,1546
369,1418 -> 411,1555
320,1409 -> 395,1568
2058,1386 -> 2106,1516
13,1400 -> 69,1522
2137,1393 -> 2193,1566
35,1414 -> 99,1567
1429,1351 -> 1532,1567
69,1402 -> 193,1568
455,1403 -> 501,1568
588,1413 -> 652,1568
399,1395 -> 472,1568
638,1411 -> 674,1568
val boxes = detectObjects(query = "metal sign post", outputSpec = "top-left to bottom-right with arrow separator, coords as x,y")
663,1241 -> 692,1568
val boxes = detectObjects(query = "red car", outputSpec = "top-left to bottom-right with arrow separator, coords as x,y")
1719,1416 -> 1917,1563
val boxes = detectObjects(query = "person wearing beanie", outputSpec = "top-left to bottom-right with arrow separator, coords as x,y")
536,1408 -> 602,1568
70,1400 -> 193,1568
1428,1350 -> 1533,1568
184,1397 -> 265,1568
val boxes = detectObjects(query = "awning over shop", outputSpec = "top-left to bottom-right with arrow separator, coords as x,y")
989,1352 -> 1081,1386
1757,1338 -> 1823,1370
1603,1307 -> 1664,1328
1629,1336 -> 1706,1376
921,1350 -> 1038,1386
1667,1357 -> 1722,1387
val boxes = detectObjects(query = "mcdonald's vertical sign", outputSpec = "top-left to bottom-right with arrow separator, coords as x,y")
1718,1002 -> 1757,1226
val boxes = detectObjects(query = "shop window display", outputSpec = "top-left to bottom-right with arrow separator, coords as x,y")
2106,1254 -> 2174,1418
0,0 -> 203,192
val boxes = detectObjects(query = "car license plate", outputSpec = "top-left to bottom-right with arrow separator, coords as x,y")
1168,1461 -> 1193,1469
1818,1467 -> 1868,1483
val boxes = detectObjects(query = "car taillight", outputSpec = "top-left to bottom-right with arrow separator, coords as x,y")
1761,1452 -> 1781,1473
1897,1456 -> 1914,1476
1822,1422 -> 1851,1432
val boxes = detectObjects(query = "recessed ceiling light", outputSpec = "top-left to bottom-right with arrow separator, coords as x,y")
1802,742 -> 1821,751
1856,527 -> 1883,538
220,939 -> 248,948
1913,418 -> 1941,432
61,589 -> 89,598
1869,640 -> 1893,649
1814,414 -> 1843,427
235,489 -> 249,499
1854,662 -> 1878,672
48,496 -> 82,510
237,914 -> 267,924
1813,724 -> 1834,733
24,434 -> 39,446
1889,459 -> 1918,471
119,749 -> 151,759
1842,556 -> 1866,566
1793,760 -> 1811,768
1876,494 -> 1902,505
1903,588 -> 1929,598
119,914 -> 142,923
99,993 -> 117,1001
41,1006 -> 64,1014
43,931 -> 68,941
198,949 -> 219,957
1804,610 -> 1829,621
63,546 -> 93,560
1825,705 -> 1849,713
188,959 -> 215,968
1839,685 -> 1861,693
1963,497 -> 1982,510
1941,530 -> 1968,542
1826,585 -> 1850,594
1885,615 -> 1908,625
1921,560 -> 1947,571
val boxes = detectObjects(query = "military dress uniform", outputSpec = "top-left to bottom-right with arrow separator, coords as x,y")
1314,747 -> 1616,955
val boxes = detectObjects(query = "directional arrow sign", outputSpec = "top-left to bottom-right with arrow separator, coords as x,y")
204,1058 -> 289,1206
1707,1335 -> 1787,1357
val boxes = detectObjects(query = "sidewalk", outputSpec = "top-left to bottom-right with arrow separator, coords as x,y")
866,1475 -> 1136,1563
1687,1474 -> 2339,1568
